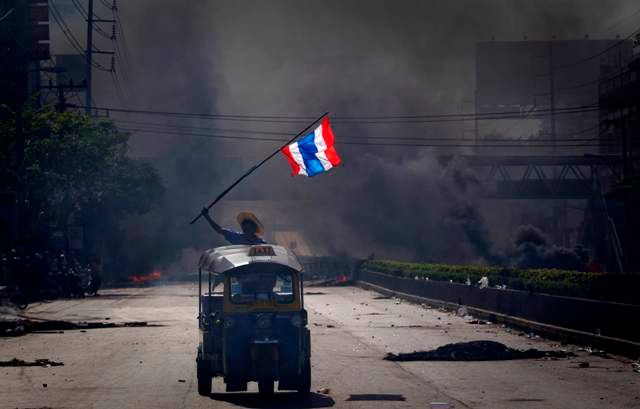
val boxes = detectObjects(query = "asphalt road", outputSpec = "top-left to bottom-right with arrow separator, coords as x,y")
1,284 -> 639,409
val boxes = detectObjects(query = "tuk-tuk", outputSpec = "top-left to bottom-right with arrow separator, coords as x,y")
196,244 -> 311,396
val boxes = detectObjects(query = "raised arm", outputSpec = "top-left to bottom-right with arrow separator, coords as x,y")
201,208 -> 223,234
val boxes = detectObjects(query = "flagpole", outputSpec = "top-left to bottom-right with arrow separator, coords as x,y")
189,111 -> 329,225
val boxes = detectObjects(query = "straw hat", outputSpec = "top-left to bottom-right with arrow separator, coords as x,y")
236,212 -> 264,235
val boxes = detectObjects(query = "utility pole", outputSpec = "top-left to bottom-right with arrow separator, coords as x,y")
621,119 -> 630,273
39,80 -> 86,113
83,0 -> 115,115
85,0 -> 94,115
547,40 -> 566,245
547,40 -> 557,154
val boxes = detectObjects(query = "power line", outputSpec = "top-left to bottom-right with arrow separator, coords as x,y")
552,26 -> 640,70
111,119 -> 604,142
49,0 -> 111,72
114,6 -> 134,71
110,70 -> 126,105
70,0 -> 87,18
118,127 -> 623,149
0,7 -> 15,22
80,100 -> 639,124
598,6 -> 640,36
49,1 -> 85,55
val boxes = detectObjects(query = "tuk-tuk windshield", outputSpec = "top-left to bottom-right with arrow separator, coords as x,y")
228,267 -> 295,304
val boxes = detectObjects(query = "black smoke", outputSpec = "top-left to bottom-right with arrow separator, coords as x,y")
509,225 -> 587,271
65,0 -> 637,275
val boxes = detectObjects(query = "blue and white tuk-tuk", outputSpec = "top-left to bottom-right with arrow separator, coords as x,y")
196,244 -> 311,396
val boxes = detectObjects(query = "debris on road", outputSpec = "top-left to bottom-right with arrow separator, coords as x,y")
456,306 -> 468,317
383,340 -> 576,361
0,358 -> 64,367
587,348 -> 609,358
578,362 -> 590,368
303,291 -> 326,295
317,387 -> 331,394
312,323 -> 335,328
466,319 -> 491,325
1,318 -> 153,337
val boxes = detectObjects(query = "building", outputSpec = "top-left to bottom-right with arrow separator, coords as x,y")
598,51 -> 640,272
598,54 -> 640,158
475,39 -> 633,154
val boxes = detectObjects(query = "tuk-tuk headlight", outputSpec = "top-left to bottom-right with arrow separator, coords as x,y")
256,314 -> 271,329
224,317 -> 234,328
290,315 -> 302,328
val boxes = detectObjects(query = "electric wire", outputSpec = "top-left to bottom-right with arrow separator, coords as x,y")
552,26 -> 640,70
114,9 -> 134,70
118,127 -> 623,149
110,69 -> 127,105
49,1 -> 85,55
109,3 -> 133,99
49,0 -> 111,72
70,0 -> 87,18
0,7 -> 15,22
78,100 -> 639,123
598,6 -> 640,36
110,119 -> 604,142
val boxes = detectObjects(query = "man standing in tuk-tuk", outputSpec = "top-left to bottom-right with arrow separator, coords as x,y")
201,209 -> 266,245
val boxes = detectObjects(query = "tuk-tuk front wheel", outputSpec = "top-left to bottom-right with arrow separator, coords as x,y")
258,379 -> 274,395
197,348 -> 212,396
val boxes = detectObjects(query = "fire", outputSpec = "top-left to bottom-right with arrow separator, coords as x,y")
128,271 -> 162,284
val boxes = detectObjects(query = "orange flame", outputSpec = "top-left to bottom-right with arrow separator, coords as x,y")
128,271 -> 162,283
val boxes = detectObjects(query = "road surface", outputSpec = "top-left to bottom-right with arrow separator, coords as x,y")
1,284 -> 638,408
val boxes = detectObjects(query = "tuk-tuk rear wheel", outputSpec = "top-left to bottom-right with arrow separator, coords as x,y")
258,379 -> 274,395
297,355 -> 311,394
196,348 -> 212,396
297,330 -> 312,394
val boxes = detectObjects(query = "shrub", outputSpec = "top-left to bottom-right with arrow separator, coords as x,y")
362,260 -> 640,304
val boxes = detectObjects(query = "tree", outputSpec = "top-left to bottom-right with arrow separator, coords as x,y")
0,108 -> 164,277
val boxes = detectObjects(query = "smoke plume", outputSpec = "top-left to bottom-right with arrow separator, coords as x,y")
54,0 -> 637,275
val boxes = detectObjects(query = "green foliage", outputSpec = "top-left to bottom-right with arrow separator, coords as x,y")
4,110 -> 164,225
1,109 -> 164,272
363,260 -> 640,304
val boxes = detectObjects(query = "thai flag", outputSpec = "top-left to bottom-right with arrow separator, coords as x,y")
281,117 -> 341,177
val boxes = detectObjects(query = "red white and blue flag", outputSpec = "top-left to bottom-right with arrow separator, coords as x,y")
281,117 -> 341,177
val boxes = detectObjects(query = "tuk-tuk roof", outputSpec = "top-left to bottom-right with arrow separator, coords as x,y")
199,244 -> 303,274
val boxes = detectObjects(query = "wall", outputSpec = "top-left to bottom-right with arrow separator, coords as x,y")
358,269 -> 640,343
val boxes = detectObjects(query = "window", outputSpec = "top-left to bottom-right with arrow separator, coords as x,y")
229,269 -> 295,304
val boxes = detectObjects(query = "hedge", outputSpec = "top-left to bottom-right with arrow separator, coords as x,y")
362,260 -> 640,304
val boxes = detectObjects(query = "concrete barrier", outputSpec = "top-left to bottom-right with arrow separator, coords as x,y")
357,269 -> 640,356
